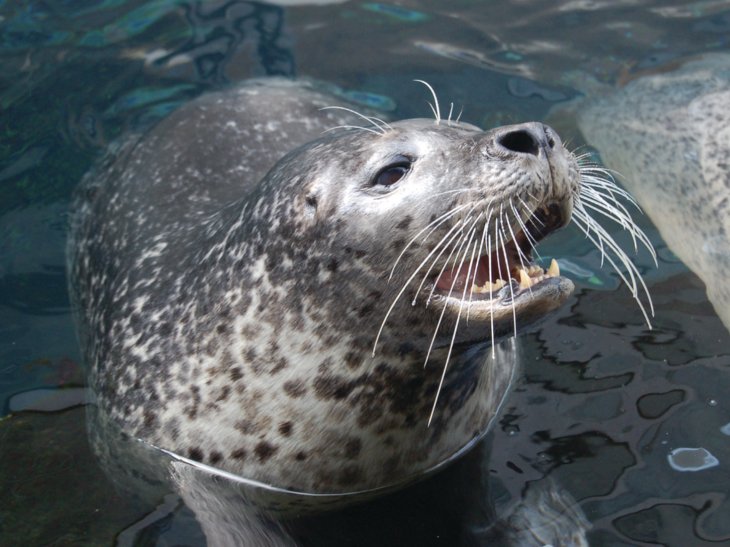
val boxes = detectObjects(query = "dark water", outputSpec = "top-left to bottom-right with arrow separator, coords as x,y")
1,0 -> 729,545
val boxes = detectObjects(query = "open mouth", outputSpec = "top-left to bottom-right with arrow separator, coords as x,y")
433,203 -> 567,299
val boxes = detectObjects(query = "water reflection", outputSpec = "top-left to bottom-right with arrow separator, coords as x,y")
2,0 -> 730,545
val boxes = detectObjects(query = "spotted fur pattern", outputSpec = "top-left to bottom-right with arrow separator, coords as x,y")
68,78 -> 578,494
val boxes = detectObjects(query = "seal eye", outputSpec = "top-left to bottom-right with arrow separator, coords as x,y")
373,157 -> 411,187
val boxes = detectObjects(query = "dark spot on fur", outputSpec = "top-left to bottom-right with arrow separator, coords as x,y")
283,380 -> 307,398
390,238 -> 405,251
243,347 -> 257,363
230,367 -> 243,381
314,375 -> 356,400
396,216 -> 412,230
157,322 -> 172,337
209,451 -> 223,464
270,357 -> 288,375
278,421 -> 293,437
358,302 -> 375,318
231,448 -> 247,460
344,438 -> 361,459
142,410 -> 157,430
326,257 -> 338,272
354,249 -> 367,258
318,357 -> 334,374
295,451 -> 307,461
216,385 -> 230,402
205,337 -> 219,356
216,324 -> 227,334
254,441 -> 278,463
189,447 -> 204,462
344,351 -> 363,370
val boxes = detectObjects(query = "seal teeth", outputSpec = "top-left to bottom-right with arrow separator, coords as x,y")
519,269 -> 532,289
471,278 -> 506,294
547,258 -> 560,277
469,259 -> 562,296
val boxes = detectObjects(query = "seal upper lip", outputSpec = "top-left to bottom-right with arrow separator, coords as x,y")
433,202 -> 567,299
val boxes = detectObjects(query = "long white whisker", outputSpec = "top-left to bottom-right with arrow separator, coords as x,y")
323,125 -> 383,136
423,221 -> 479,369
503,205 -> 533,297
511,200 -> 542,262
425,213 -> 482,305
455,105 -> 464,123
467,219 -> 490,324
415,80 -> 440,124
419,222 -> 471,306
389,203 -> 473,279
487,232 -> 496,358
498,225 -> 517,337
320,106 -> 386,134
373,218 -> 468,355
428,236 -> 480,426
571,202 -> 655,324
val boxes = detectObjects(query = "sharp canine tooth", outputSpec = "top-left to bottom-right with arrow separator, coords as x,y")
519,269 -> 531,288
547,258 -> 560,277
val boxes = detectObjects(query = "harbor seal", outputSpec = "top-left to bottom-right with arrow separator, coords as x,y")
67,77 -> 643,499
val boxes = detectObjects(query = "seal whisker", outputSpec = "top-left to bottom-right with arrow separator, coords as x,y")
582,176 -> 639,208
419,219 -> 473,306
571,200 -> 654,326
448,103 -> 454,123
320,106 -> 388,134
579,182 -> 655,262
487,232 -> 496,358
511,199 -> 542,262
503,204 -> 534,297
422,218 -> 481,369
323,125 -> 384,136
498,223 -> 518,337
466,216 -> 491,324
428,235 -> 480,427
414,80 -> 441,125
367,116 -> 394,131
579,190 -> 646,254
455,105 -> 464,123
389,202 -> 473,280
374,217 -> 469,355
424,212 -> 482,306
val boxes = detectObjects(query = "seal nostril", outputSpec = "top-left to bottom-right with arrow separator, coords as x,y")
498,130 -> 540,156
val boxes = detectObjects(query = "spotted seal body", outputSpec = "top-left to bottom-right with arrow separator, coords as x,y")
576,55 -> 730,331
68,78 -> 578,495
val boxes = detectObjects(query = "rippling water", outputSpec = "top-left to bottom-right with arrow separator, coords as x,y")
1,1 -> 729,545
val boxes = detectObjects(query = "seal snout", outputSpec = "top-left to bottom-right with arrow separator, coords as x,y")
495,122 -> 558,157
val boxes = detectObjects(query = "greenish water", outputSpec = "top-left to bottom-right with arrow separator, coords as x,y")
1,1 -> 730,545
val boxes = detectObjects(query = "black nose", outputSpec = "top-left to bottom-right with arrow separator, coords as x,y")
496,123 -> 556,157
